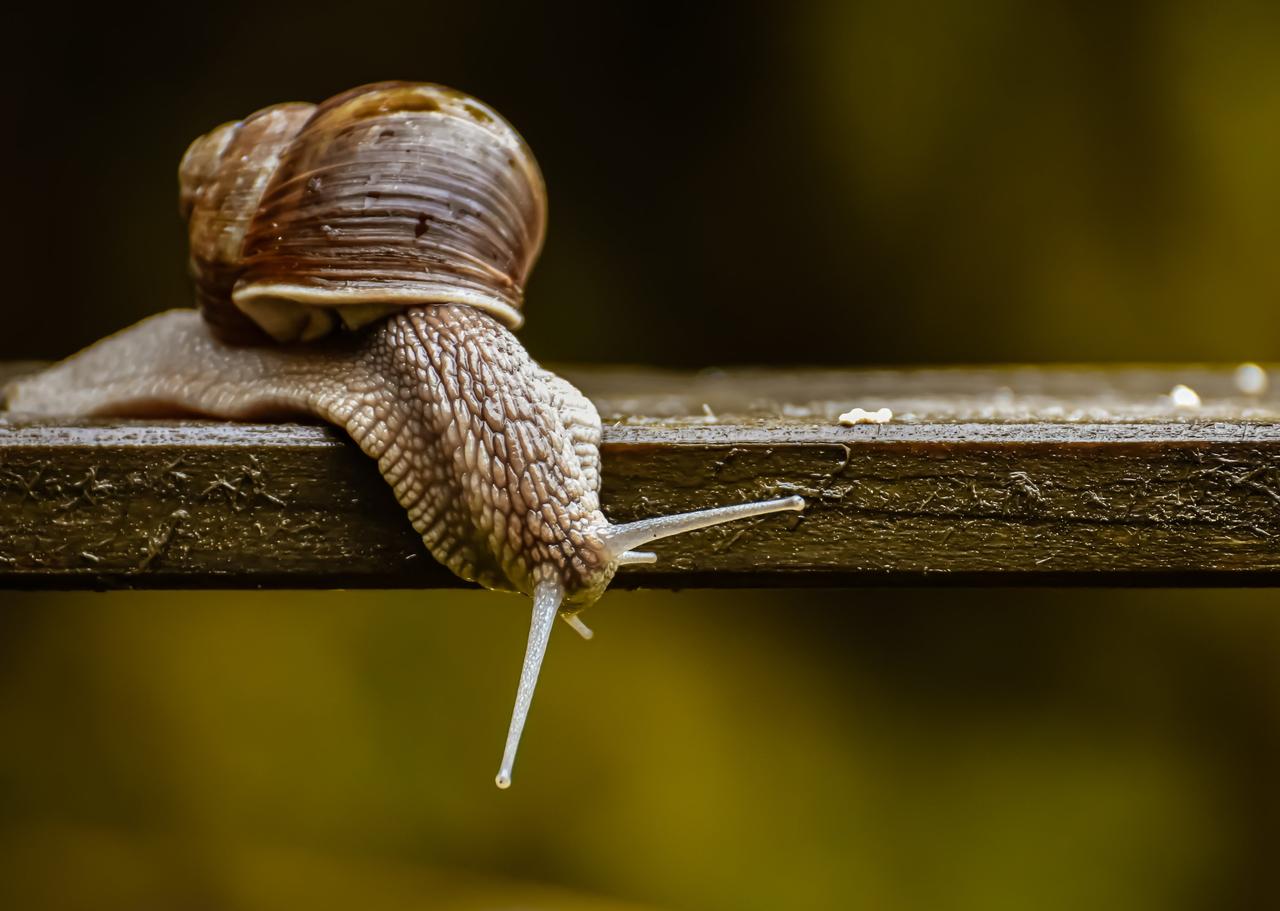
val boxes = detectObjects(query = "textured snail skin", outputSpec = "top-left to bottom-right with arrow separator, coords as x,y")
6,304 -> 618,602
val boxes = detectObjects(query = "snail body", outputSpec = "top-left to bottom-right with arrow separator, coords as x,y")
5,82 -> 804,788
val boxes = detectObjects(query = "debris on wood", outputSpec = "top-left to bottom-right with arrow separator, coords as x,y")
838,406 -> 893,426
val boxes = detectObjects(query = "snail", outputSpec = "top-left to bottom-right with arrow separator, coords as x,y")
4,82 -> 804,788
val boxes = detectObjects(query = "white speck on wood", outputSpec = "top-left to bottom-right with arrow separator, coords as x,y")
838,407 -> 893,426
1234,363 -> 1268,396
1169,385 -> 1202,410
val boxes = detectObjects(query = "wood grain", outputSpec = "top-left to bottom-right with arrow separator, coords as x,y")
3,364 -> 1279,588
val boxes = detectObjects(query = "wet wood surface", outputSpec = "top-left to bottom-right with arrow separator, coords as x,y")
3,363 -> 1280,588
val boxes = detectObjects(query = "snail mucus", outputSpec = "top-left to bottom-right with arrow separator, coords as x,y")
5,82 -> 805,788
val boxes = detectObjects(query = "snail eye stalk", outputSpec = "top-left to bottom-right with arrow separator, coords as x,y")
598,495 -> 805,558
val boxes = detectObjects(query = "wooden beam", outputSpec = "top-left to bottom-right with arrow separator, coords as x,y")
3,364 -> 1280,588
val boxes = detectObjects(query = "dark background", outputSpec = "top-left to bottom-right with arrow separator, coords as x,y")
7,2 -> 1280,366
4,3 -> 1280,910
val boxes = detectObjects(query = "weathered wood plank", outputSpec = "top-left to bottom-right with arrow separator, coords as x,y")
3,364 -> 1280,588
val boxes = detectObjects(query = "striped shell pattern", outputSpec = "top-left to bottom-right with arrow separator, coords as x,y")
178,81 -> 547,344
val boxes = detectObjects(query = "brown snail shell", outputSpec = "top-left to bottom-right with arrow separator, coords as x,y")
179,81 -> 547,344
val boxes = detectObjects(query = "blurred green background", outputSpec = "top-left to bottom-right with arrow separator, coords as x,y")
4,1 -> 1280,909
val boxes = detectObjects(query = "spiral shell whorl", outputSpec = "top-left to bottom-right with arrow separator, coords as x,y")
180,103 -> 316,342
179,82 -> 547,343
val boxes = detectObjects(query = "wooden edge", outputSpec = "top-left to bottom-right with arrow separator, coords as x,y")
3,411 -> 1280,588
